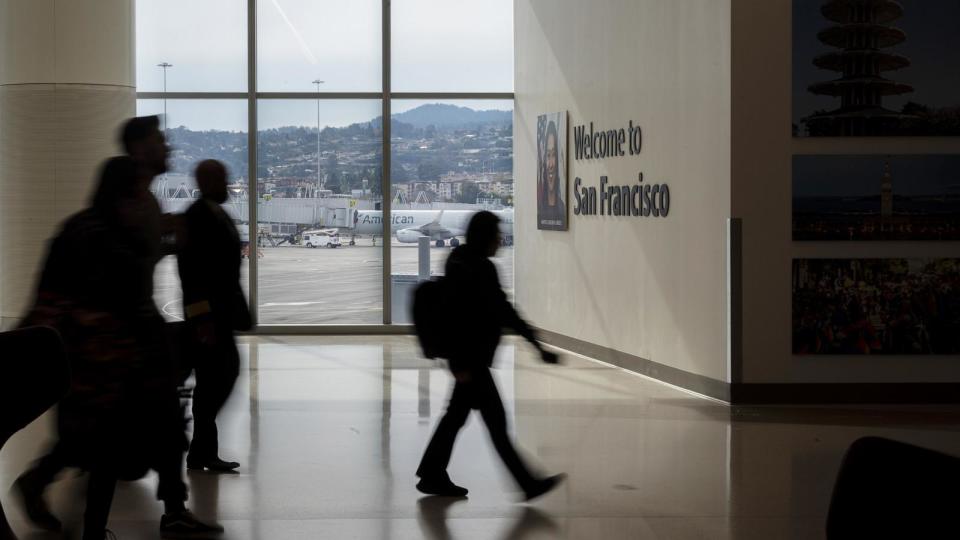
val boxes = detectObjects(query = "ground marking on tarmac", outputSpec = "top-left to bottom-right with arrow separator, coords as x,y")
161,300 -> 185,321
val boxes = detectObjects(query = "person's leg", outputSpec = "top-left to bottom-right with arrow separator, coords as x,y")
188,338 -> 215,464
156,458 -> 188,514
189,332 -> 239,466
155,387 -> 225,537
157,458 -> 224,538
417,377 -> 472,480
473,369 -> 537,492
15,441 -> 67,530
21,441 -> 67,485
82,471 -> 117,540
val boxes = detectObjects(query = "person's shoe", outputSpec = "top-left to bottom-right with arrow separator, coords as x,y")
160,510 -> 224,538
15,472 -> 61,531
523,473 -> 567,502
416,476 -> 469,497
186,457 -> 240,472
83,528 -> 119,540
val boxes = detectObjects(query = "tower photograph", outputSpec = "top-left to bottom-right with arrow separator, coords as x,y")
793,154 -> 960,240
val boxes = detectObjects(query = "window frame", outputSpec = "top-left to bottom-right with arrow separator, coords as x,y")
137,0 -> 514,332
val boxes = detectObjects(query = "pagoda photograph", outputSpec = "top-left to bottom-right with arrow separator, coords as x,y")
793,0 -> 960,136
793,154 -> 960,240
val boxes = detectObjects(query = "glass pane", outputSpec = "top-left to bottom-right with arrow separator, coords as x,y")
393,0 -> 513,92
136,99 -> 250,321
389,100 -> 514,323
257,99 -> 383,324
136,0 -> 247,91
257,0 -> 381,92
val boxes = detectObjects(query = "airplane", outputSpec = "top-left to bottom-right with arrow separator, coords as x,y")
349,208 -> 514,247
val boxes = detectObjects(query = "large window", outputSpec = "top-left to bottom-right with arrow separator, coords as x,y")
136,99 -> 250,321
392,0 -> 513,92
257,100 -> 383,324
136,0 -> 247,92
257,0 -> 381,92
388,100 -> 514,323
136,0 -> 513,328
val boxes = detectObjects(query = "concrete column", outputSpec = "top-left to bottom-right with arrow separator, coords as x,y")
0,0 -> 135,327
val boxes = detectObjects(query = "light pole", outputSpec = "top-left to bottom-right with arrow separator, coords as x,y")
158,62 -> 173,132
313,79 -> 324,196
157,62 -> 173,196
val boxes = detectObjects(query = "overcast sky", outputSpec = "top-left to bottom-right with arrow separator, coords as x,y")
136,0 -> 513,130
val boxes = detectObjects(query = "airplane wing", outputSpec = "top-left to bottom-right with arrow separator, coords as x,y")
417,210 -> 449,237
395,210 -> 465,243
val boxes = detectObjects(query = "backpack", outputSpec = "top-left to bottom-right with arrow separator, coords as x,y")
412,277 -> 453,359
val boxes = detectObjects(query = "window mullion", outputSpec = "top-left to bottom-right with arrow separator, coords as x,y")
247,0 -> 259,328
381,0 -> 392,325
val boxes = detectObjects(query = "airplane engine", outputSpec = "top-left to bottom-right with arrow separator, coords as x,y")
395,229 -> 424,243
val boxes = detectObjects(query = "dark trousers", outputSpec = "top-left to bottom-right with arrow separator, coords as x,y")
25,434 -> 187,539
82,454 -> 186,540
417,367 -> 536,492
188,329 -> 240,462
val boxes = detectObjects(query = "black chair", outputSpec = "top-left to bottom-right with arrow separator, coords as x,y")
0,326 -> 68,540
827,436 -> 960,539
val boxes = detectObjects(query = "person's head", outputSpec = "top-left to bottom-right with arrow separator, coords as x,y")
545,120 -> 559,198
466,211 -> 502,257
121,115 -> 169,177
195,159 -> 229,204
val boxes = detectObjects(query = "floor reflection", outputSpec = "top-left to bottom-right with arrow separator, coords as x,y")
3,336 -> 960,540
417,497 -> 558,540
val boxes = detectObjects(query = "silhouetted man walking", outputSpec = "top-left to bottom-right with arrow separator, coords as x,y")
178,159 -> 251,472
416,211 -> 565,500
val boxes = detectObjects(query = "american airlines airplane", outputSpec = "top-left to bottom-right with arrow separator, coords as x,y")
349,209 -> 514,247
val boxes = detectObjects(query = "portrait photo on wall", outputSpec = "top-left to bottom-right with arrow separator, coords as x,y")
793,155 -> 960,240
793,0 -> 960,137
792,258 -> 960,355
537,111 -> 567,231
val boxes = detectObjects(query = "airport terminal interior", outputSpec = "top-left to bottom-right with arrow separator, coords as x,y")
2,1 -> 960,539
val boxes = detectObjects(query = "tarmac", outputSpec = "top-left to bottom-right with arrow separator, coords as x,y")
154,238 -> 514,325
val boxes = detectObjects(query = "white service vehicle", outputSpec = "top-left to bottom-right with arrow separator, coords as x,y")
302,229 -> 342,248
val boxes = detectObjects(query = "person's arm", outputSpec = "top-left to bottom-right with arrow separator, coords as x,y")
159,213 -> 181,256
486,262 -> 557,362
180,207 -> 219,342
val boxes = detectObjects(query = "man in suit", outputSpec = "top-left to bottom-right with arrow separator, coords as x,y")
178,159 -> 251,472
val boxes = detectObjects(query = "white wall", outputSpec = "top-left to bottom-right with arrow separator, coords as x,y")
514,0 -> 732,382
0,0 -> 134,326
732,0 -> 960,384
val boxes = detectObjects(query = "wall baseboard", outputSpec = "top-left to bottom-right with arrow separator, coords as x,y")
537,329 -> 960,404
535,328 -> 731,402
730,383 -> 960,405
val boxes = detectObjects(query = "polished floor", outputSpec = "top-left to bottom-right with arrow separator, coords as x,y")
4,336 -> 960,539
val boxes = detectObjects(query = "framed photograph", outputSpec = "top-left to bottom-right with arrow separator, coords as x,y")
793,155 -> 960,240
537,111 -> 567,230
793,1 -> 960,137
793,258 -> 960,355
